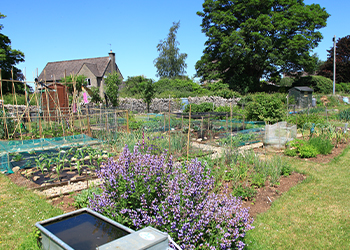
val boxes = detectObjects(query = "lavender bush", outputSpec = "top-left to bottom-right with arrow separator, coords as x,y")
89,144 -> 253,249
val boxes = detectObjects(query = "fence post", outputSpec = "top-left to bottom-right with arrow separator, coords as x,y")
187,105 -> 191,162
163,113 -> 166,132
105,112 -> 108,132
230,103 -> 233,146
126,110 -> 130,133
182,115 -> 183,131
114,110 -> 117,132
168,96 -> 171,154
86,107 -> 91,137
226,114 -> 228,132
201,116 -> 204,138
0,69 -> 9,139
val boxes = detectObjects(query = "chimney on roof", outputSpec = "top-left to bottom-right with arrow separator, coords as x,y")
109,50 -> 116,73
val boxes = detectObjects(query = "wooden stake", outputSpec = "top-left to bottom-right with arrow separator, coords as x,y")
12,69 -> 22,139
44,70 -> 52,130
126,110 -> 130,133
114,110 -> 117,132
201,116 -> 203,138
181,115 -> 183,130
226,114 -> 228,132
243,115 -> 245,130
0,69 -> 9,139
86,108 -> 91,137
105,112 -> 108,132
187,104 -> 191,163
64,70 -> 73,131
163,112 -> 166,132
24,73 -> 31,131
34,74 -> 42,138
73,75 -> 83,133
168,96 -> 171,154
54,75 -> 65,135
230,103 -> 233,148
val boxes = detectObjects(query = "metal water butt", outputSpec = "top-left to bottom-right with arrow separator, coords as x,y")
35,208 -> 169,250
312,97 -> 316,107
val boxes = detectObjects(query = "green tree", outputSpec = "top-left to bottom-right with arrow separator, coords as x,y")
121,75 -> 149,97
60,75 -> 86,95
318,35 -> 350,83
293,75 -> 333,94
0,13 -> 25,94
154,21 -> 188,78
310,53 -> 325,74
246,94 -> 285,123
89,86 -> 102,104
105,71 -> 122,107
196,0 -> 329,93
142,79 -> 155,113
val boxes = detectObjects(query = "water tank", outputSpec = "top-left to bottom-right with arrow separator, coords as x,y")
180,98 -> 188,110
312,97 -> 316,107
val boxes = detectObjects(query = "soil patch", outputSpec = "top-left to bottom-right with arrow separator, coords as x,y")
241,172 -> 306,218
18,165 -> 97,186
49,193 -> 79,213
7,172 -> 39,189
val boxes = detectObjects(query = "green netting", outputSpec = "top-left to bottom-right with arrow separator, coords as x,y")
0,134 -> 101,174
219,127 -> 265,147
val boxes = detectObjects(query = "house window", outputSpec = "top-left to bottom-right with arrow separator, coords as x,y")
85,78 -> 91,87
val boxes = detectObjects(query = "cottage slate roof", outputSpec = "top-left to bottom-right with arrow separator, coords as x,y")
82,63 -> 100,77
38,56 -> 111,81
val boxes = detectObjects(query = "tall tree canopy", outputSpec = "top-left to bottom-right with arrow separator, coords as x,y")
318,35 -> 350,83
154,21 -> 188,78
0,13 -> 25,94
195,0 -> 329,93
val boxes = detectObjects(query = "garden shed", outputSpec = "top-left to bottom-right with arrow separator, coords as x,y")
41,83 -> 69,120
288,86 -> 313,108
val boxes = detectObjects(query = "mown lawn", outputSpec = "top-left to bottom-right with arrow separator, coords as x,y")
245,146 -> 350,249
0,174 -> 62,250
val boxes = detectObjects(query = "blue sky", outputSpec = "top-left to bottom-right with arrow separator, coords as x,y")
1,0 -> 349,85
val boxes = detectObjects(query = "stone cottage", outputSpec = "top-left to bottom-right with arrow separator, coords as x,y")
38,51 -> 123,98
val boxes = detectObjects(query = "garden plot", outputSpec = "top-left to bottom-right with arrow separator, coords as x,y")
11,145 -> 112,187
0,134 -> 101,174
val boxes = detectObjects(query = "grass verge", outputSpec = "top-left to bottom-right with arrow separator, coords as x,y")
0,174 -> 62,250
245,147 -> 350,249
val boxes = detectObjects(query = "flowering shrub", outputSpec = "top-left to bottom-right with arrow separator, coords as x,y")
89,145 -> 254,249
140,133 -> 165,155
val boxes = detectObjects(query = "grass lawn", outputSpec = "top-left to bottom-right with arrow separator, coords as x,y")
245,146 -> 350,249
0,174 -> 62,250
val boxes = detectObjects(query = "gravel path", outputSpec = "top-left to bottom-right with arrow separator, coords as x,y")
34,179 -> 103,198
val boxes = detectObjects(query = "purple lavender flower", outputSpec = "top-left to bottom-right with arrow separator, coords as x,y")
89,144 -> 254,249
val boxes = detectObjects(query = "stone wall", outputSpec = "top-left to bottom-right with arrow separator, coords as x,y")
0,103 -> 38,116
187,96 -> 239,107
117,96 -> 239,113
118,98 -> 182,113
0,96 -> 240,115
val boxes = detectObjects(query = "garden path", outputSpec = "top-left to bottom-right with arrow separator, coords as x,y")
191,142 -> 264,159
